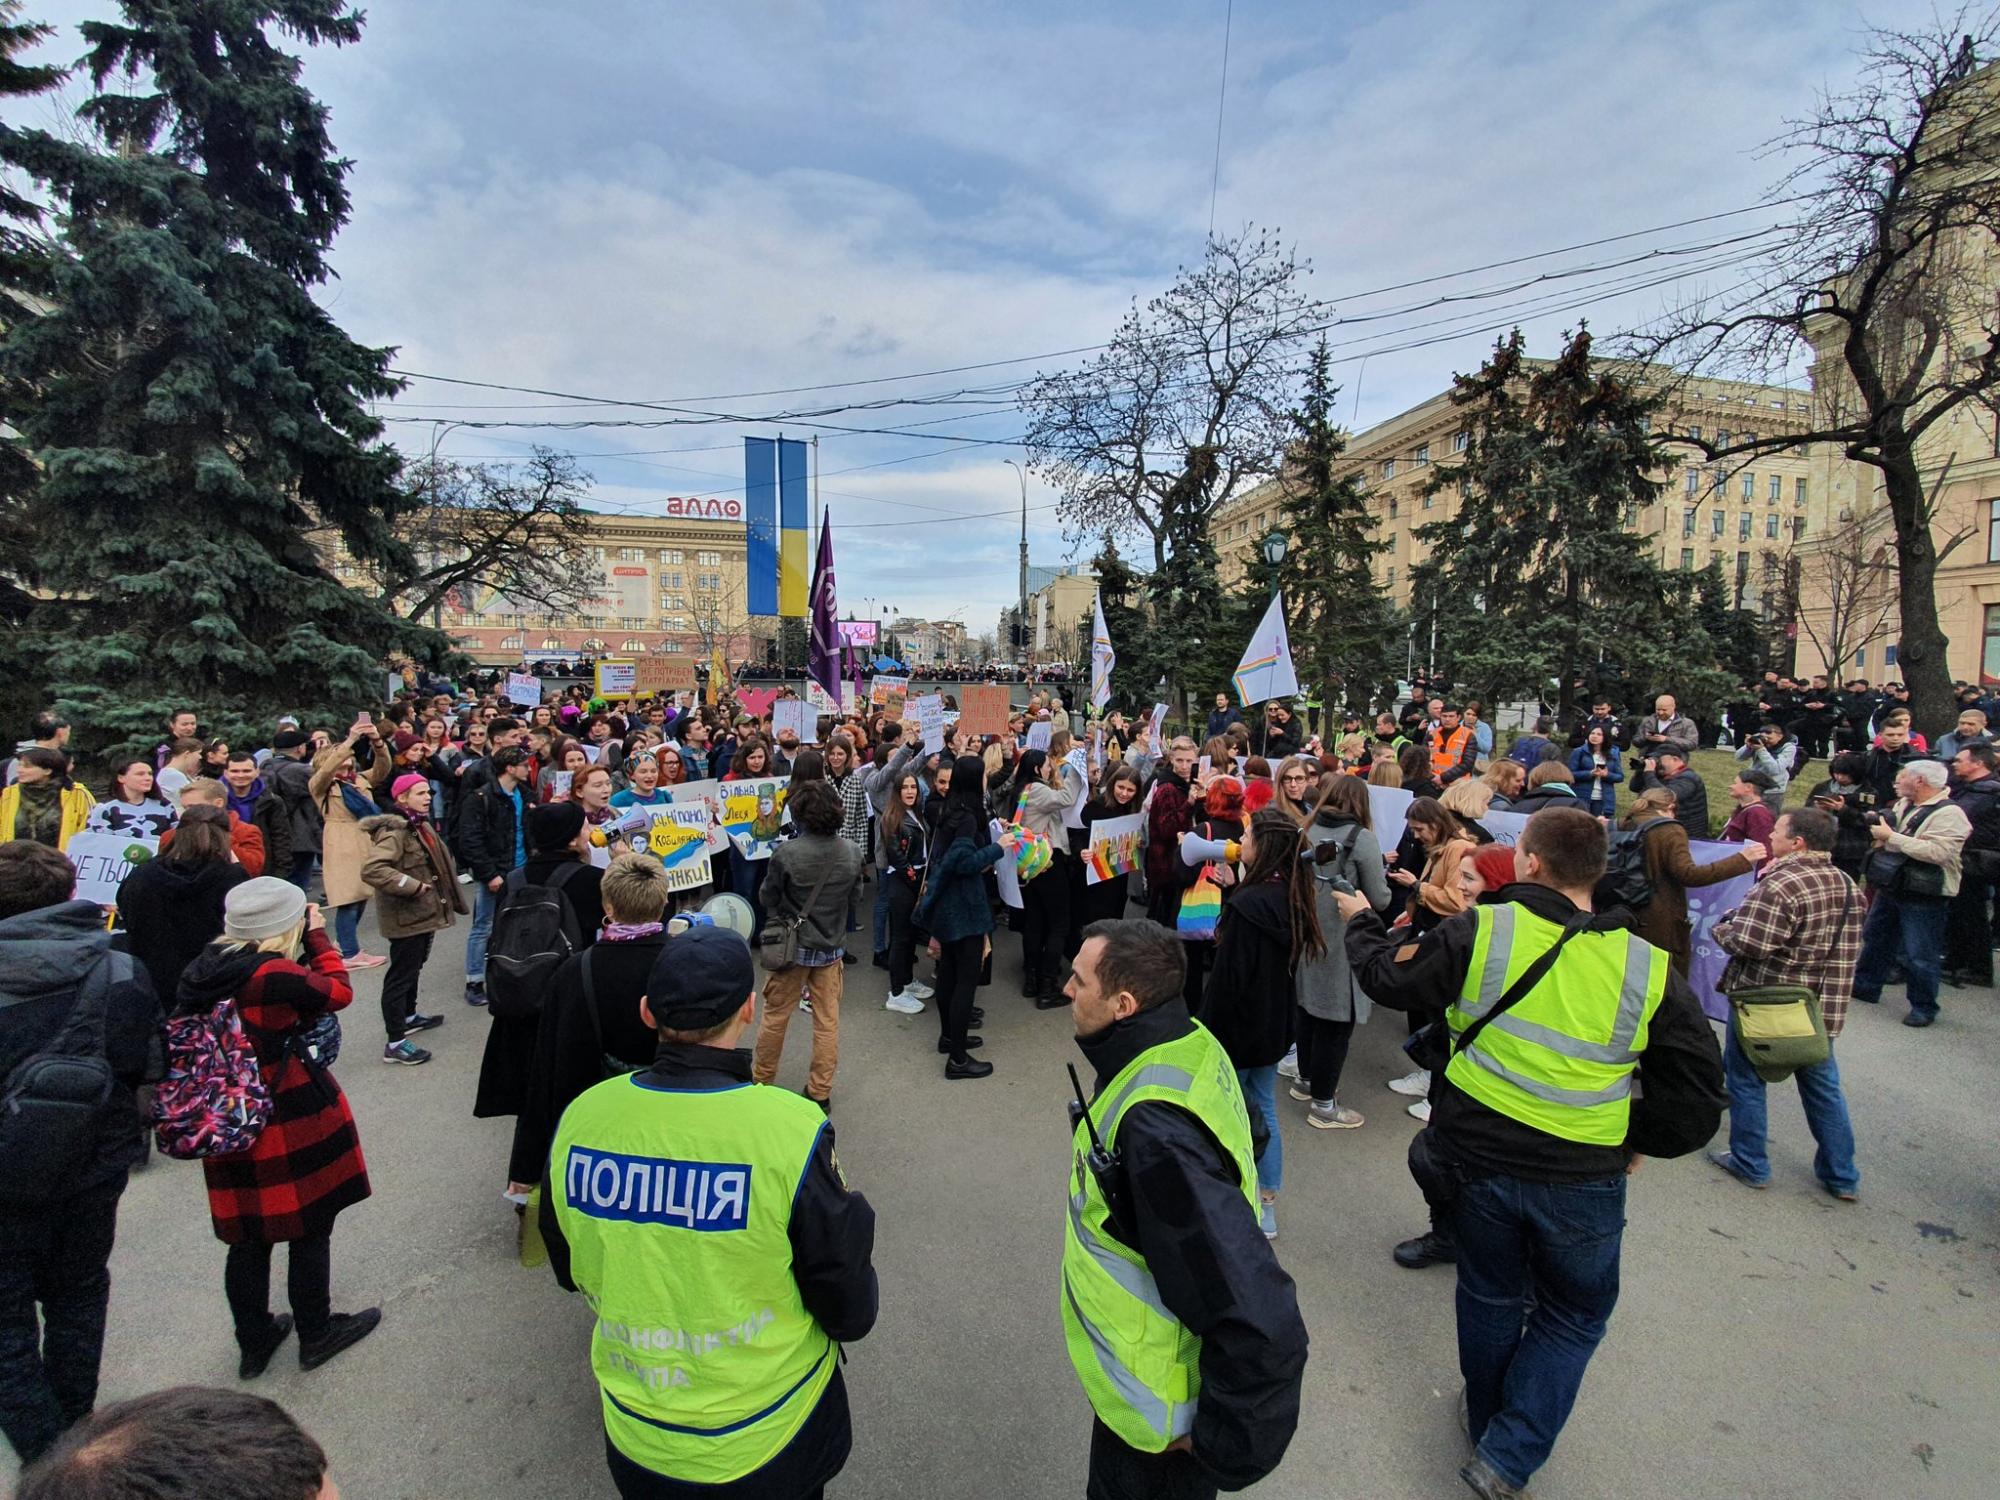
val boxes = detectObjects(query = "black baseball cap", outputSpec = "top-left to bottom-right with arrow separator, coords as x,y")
646,926 -> 756,1030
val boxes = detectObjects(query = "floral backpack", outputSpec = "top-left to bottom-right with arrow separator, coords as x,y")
152,1000 -> 273,1160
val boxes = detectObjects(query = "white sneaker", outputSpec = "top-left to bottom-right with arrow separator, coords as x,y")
884,991 -> 924,1015
1388,1068 -> 1432,1098
905,981 -> 935,1000
1407,1098 -> 1432,1122
1276,1046 -> 1300,1081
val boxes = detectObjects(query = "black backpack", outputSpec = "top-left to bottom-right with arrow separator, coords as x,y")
484,863 -> 586,1021
1597,817 -> 1672,911
0,951 -> 137,1204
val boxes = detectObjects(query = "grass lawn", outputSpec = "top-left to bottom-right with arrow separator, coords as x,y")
1634,746 -> 1816,839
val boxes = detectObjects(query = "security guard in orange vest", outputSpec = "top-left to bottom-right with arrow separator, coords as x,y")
1061,919 -> 1308,1500
1335,807 -> 1723,1500
1428,704 -> 1480,786
542,926 -> 878,1500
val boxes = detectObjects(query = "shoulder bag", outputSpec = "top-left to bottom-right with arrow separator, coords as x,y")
1728,880 -> 1855,1083
1863,801 -> 1948,900
759,861 -> 836,973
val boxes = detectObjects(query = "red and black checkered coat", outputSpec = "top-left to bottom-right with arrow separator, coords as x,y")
194,928 -> 371,1244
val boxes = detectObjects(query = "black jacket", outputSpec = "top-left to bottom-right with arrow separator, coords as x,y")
539,1043 -> 878,1495
1344,883 -> 1725,1182
1196,877 -> 1295,1069
1805,778 -> 1874,877
1951,774 -> 2000,858
267,752 -> 323,856
1855,744 -> 1919,814
460,776 -> 528,883
117,857 -> 252,1008
0,899 -> 163,1195
1631,763 -> 1709,838
508,935 -> 669,1185
1075,1000 -> 1308,1490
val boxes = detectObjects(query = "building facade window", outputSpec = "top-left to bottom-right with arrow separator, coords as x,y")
541,637 -> 562,651
1985,606 -> 2000,683
697,572 -> 722,591
1688,425 -> 1702,441
1711,510 -> 1726,537
500,635 -> 523,650
1710,468 -> 1725,492
1765,513 -> 1779,539
1738,511 -> 1752,541
621,638 -> 646,652
1741,473 -> 1756,499
1769,474 -> 1783,501
1684,469 -> 1698,495
1792,516 -> 1808,541
659,549 -> 683,565
1717,430 -> 1732,447
1388,496 -> 1399,518
1683,507 -> 1697,537
696,550 -> 722,567
1680,547 -> 1695,570
1988,498 -> 2000,563
1795,477 -> 1808,506
616,547 -> 645,562
1454,430 -> 1469,452
1415,443 -> 1430,466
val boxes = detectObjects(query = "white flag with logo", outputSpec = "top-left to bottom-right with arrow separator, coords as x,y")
1232,591 -> 1299,706
1089,592 -> 1115,712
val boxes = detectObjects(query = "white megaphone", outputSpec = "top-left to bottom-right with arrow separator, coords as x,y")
1179,832 -> 1241,867
666,892 -> 758,942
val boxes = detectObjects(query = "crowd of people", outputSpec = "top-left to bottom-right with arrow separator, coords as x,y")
0,660 -> 1993,1500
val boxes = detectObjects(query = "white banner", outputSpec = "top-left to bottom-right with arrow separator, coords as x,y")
67,831 -> 161,907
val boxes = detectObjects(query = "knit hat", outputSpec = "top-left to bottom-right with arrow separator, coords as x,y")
1470,844 -> 1518,896
222,877 -> 307,942
391,772 -> 429,803
527,800 -> 586,853
391,729 -> 422,756
270,729 -> 309,752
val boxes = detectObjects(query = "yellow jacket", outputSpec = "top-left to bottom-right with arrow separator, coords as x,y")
0,780 -> 97,850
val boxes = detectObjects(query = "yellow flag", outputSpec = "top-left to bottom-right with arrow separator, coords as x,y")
708,646 -> 727,706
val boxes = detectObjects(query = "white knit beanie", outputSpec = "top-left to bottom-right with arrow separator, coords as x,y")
223,877 -> 308,942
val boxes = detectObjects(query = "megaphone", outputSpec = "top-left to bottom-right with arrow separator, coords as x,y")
1180,833 -> 1240,867
667,892 -> 758,941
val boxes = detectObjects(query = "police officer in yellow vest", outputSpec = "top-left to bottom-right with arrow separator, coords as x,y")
1336,807 -> 1723,1500
1060,919 -> 1307,1500
542,925 -> 878,1500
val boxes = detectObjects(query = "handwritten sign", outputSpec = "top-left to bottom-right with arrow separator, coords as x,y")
806,679 -> 854,714
505,673 -> 541,708
646,805 -> 717,891
913,694 -> 946,755
720,777 -> 790,861
773,698 -> 819,745
1083,812 -> 1144,886
635,657 -> 697,694
546,771 -> 572,800
666,778 -> 731,854
1148,703 -> 1168,744
67,831 -> 161,907
958,685 -> 1011,740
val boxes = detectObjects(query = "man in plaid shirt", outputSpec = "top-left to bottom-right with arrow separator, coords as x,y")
1707,806 -> 1867,1201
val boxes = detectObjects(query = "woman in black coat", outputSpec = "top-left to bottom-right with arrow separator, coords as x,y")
1076,764 -> 1144,927
117,805 -> 251,1005
476,803 -> 603,1195
1197,810 -> 1321,1242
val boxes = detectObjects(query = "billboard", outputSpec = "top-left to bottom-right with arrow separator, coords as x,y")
838,620 -> 878,646
661,496 -> 743,521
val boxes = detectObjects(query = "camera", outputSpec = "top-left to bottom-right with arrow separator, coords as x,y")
1863,811 -> 1885,827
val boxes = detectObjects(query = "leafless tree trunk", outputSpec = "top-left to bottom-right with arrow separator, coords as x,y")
1626,13 -> 2000,731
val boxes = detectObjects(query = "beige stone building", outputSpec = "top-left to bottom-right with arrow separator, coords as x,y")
325,498 -> 760,667
1212,364 -> 1831,623
1023,565 -> 1100,662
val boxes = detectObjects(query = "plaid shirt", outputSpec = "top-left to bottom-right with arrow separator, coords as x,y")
1714,850 -> 1865,1037
830,769 -> 872,854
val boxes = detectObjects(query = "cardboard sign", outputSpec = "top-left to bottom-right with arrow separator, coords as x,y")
773,698 -> 819,745
1148,702 -> 1168,743
505,672 -> 541,708
635,657 -> 697,694
958,684 -> 1011,740
869,675 -> 909,707
1083,812 -> 1145,886
806,679 -> 855,714
545,770 -> 573,799
646,805 -> 717,891
913,694 -> 946,755
66,831 -> 161,906
720,777 -> 790,861
664,778 -> 731,854
595,659 -> 638,700
1062,748 -> 1090,831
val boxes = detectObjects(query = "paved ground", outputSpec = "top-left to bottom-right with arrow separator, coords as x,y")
9,895 -> 1997,1499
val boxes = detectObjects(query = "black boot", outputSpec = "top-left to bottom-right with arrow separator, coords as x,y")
299,1307 -> 382,1371
238,1314 -> 294,1379
1392,1230 -> 1458,1269
1020,967 -> 1039,998
945,1052 -> 993,1080
1034,977 -> 1069,1010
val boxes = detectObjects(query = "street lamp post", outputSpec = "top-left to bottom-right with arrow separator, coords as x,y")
1258,529 -> 1289,757
1004,460 -> 1030,670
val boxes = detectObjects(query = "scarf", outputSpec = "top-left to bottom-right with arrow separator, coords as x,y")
602,919 -> 664,943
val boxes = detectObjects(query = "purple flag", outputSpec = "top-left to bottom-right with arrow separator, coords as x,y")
808,511 -> 841,702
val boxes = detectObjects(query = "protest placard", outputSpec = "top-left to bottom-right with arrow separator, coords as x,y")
505,672 -> 541,708
805,679 -> 854,714
736,687 -> 779,721
957,684 -> 1011,740
773,699 -> 819,744
1062,747 -> 1090,830
645,805 -> 717,891
546,770 -> 572,800
634,656 -> 697,695
869,675 -> 909,707
594,659 -> 638,700
1148,702 -> 1168,744
1082,812 -> 1144,886
990,818 -> 1023,909
912,695 -> 946,754
720,777 -> 790,861
667,778 -> 731,853
65,831 -> 160,907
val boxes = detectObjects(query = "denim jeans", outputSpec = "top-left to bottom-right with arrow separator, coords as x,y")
1852,888 -> 1948,1020
1236,1065 -> 1282,1195
1454,1172 -> 1626,1491
332,900 -> 364,959
286,850 -> 317,893
465,882 -> 499,981
1723,1027 -> 1859,1194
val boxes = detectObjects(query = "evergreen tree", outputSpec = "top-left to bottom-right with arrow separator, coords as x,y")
1410,327 -> 1673,720
1276,339 -> 1403,716
1143,447 -> 1236,721
0,2 -> 439,757
1085,532 -> 1154,710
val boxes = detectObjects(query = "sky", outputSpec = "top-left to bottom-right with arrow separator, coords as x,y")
16,0 -> 1965,640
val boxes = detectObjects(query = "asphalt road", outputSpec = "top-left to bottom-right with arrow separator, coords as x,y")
9,895 -> 1997,1500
